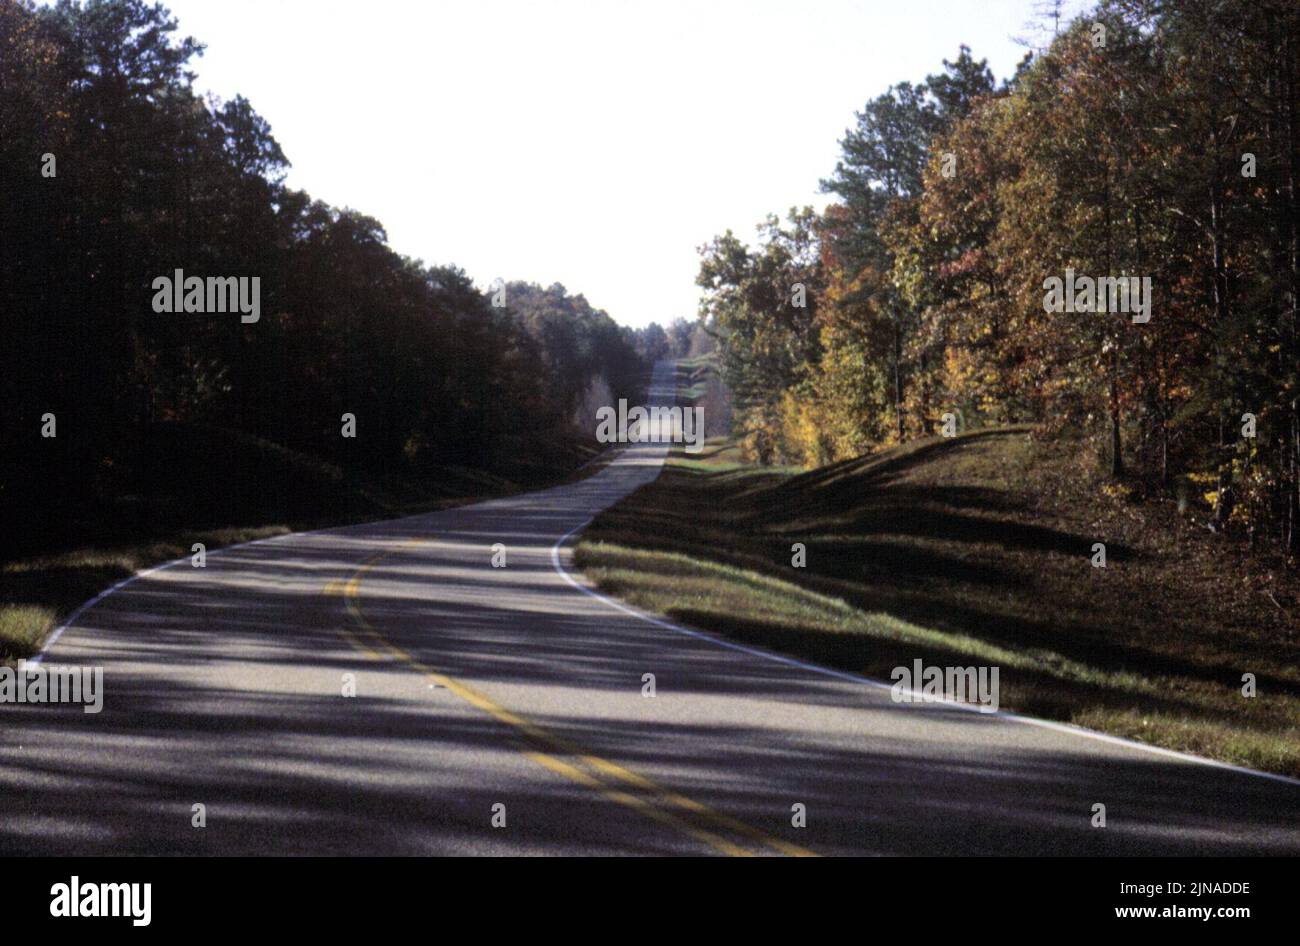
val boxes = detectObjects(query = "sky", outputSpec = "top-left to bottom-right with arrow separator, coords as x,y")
157,0 -> 1066,327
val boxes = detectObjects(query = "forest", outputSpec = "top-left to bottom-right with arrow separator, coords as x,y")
0,0 -> 672,553
698,0 -> 1300,555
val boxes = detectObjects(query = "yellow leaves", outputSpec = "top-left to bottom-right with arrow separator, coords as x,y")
778,388 -> 835,468
1101,482 -> 1129,499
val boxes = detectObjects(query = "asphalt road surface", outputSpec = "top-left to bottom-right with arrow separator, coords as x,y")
3,362 -> 1298,856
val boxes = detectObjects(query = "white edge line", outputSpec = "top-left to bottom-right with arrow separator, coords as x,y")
28,436 -> 646,667
30,522 -> 351,667
29,431 -> 652,668
31,420 -> 1300,793
551,518 -> 1300,790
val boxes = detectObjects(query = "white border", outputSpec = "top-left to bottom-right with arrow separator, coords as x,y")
551,518 -> 1300,790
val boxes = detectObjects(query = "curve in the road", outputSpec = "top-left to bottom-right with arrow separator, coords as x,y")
4,361 -> 1298,856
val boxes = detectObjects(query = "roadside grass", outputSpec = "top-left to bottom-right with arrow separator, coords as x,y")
671,437 -> 753,474
576,406 -> 1300,777
0,525 -> 289,663
2,421 -> 609,665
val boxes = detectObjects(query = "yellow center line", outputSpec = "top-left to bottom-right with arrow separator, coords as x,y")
519,749 -> 753,857
325,541 -> 818,858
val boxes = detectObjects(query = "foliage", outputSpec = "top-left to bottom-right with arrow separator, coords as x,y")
0,0 -> 649,545
697,2 -> 1300,553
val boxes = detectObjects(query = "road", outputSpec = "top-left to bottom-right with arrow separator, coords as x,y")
3,362 -> 1298,856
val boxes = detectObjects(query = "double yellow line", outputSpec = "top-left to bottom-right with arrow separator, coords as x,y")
325,540 -> 817,857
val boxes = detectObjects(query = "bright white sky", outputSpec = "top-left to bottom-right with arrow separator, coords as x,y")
159,0 -> 1063,327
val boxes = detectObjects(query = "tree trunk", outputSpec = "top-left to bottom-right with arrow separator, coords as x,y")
1105,164 -> 1123,478
894,317 -> 904,441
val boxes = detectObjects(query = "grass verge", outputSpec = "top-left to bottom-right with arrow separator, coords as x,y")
2,422 -> 612,665
576,402 -> 1300,777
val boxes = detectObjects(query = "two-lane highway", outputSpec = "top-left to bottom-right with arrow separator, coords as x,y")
3,362 -> 1298,855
